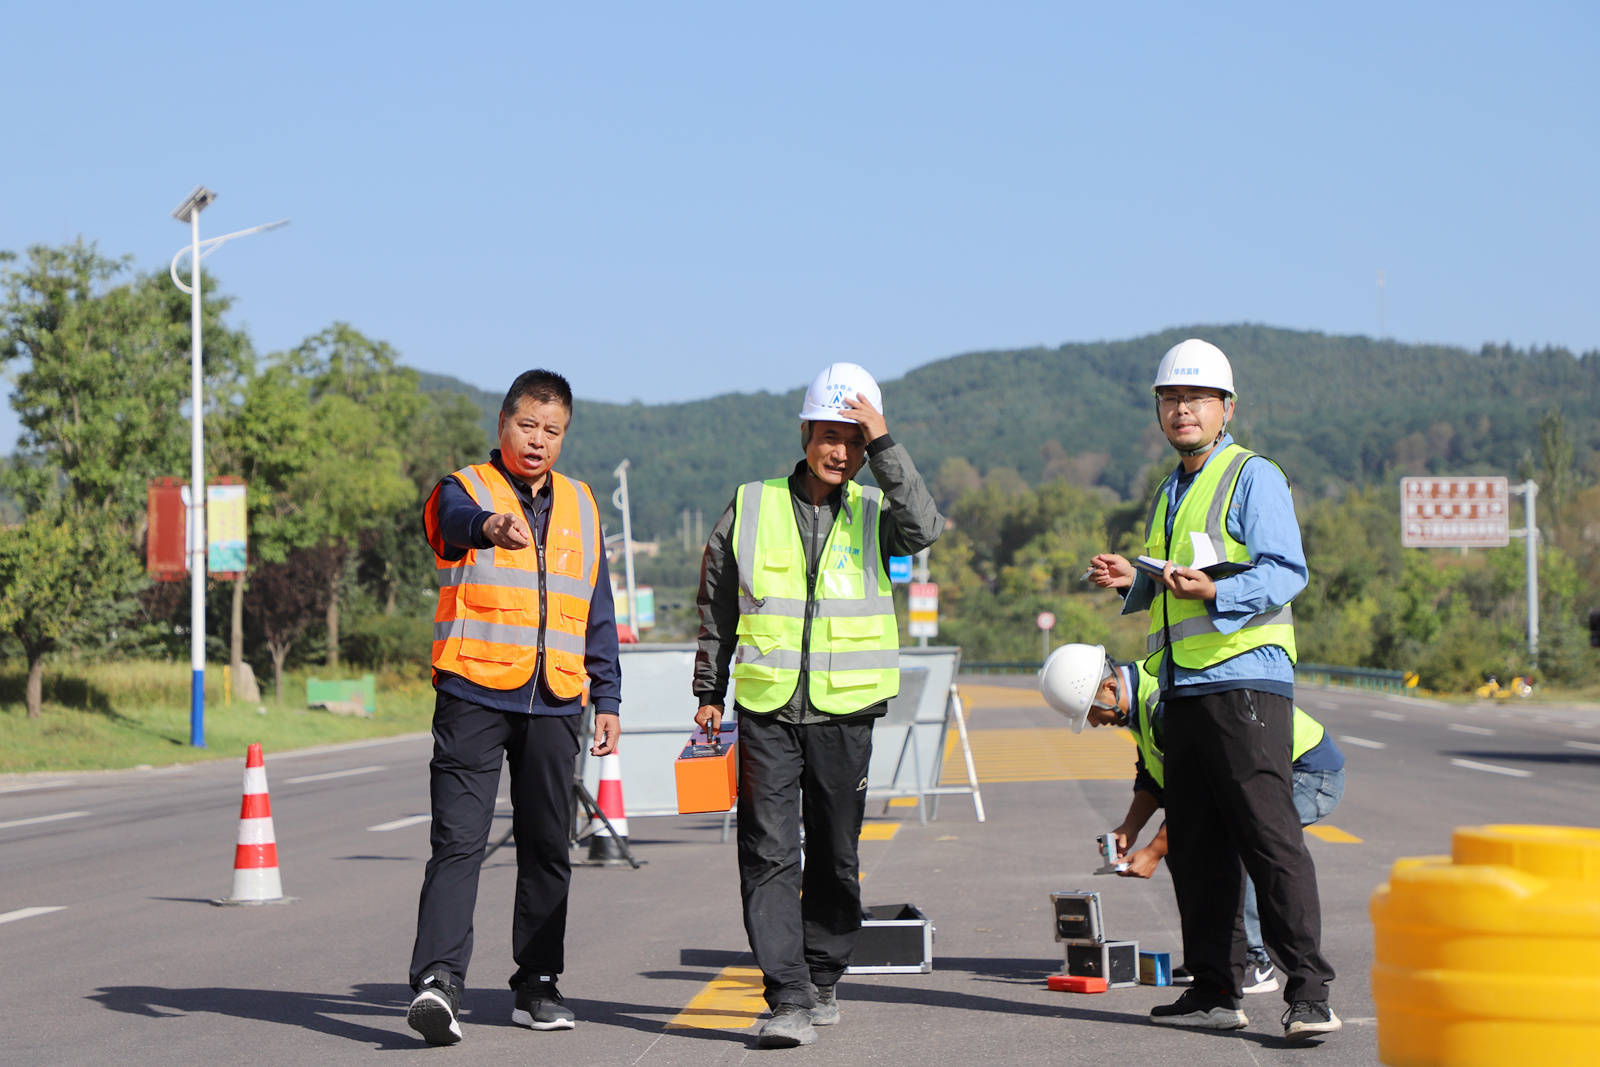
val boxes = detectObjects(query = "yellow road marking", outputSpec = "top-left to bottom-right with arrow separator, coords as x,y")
859,822 -> 900,841
957,683 -> 1049,715
1307,824 -> 1362,844
887,796 -> 918,808
665,965 -> 765,1030
941,726 -> 1135,783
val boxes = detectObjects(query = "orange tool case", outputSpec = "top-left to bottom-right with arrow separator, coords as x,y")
674,723 -> 738,814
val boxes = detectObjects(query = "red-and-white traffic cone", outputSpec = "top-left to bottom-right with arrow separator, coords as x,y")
585,751 -> 632,865
213,743 -> 293,905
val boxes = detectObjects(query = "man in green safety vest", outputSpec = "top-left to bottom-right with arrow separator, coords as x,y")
694,361 -> 944,1049
1087,338 -> 1340,1040
1040,643 -> 1345,997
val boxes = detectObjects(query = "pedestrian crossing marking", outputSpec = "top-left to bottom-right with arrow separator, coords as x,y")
665,964 -> 766,1030
1307,824 -> 1362,843
860,822 -> 900,841
941,727 -> 1135,783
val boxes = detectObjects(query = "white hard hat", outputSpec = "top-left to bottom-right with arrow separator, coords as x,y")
1152,338 -> 1235,397
798,362 -> 883,423
1039,643 -> 1109,733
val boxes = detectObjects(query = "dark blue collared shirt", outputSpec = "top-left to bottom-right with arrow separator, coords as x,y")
427,450 -> 621,717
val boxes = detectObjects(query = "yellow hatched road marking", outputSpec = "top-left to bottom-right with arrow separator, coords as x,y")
859,822 -> 900,841
665,965 -> 765,1030
942,726 -> 1135,783
1307,824 -> 1362,843
957,683 -> 1049,713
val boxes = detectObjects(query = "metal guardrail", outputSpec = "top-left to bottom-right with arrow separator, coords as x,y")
1294,663 -> 1410,694
964,660 -> 1411,695
961,662 -> 1043,675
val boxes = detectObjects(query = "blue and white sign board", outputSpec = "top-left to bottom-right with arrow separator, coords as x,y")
888,555 -> 913,583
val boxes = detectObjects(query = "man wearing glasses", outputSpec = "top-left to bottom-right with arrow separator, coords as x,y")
1086,339 -> 1338,1041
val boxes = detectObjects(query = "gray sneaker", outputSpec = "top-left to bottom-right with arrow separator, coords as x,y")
757,1004 -> 817,1047
809,984 -> 840,1026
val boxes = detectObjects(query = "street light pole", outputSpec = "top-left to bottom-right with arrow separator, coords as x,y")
611,459 -> 639,633
170,187 -> 288,747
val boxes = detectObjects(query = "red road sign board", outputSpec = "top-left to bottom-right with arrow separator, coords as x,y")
1400,476 -> 1510,548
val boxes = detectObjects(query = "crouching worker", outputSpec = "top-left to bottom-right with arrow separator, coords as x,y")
1040,643 -> 1344,996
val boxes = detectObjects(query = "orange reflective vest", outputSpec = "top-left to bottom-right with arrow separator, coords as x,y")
425,463 -> 601,699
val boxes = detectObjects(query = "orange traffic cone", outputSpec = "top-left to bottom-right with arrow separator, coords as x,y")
212,743 -> 293,905
585,751 -> 632,865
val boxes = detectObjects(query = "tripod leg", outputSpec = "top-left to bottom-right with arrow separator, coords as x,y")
572,780 -> 641,869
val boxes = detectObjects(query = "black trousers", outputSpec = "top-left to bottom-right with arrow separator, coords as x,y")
408,692 -> 581,991
1161,688 -> 1335,1004
736,712 -> 874,1009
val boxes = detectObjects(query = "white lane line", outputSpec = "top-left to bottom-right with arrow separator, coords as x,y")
368,815 -> 431,832
1448,723 -> 1496,736
284,765 -> 384,785
1573,721 -> 1594,730
0,811 -> 91,832
1563,740 -> 1600,753
1339,736 -> 1387,750
0,780 -> 75,796
0,906 -> 68,925
1450,758 -> 1532,779
1371,710 -> 1406,722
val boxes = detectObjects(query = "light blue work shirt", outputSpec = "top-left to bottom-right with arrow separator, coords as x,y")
1120,433 -> 1307,699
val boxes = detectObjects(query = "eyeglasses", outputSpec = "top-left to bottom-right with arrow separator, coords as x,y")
1156,392 -> 1225,410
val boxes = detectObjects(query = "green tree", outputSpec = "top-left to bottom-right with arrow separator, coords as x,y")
0,241 -> 250,711
278,324 -> 420,666
0,508 -> 119,717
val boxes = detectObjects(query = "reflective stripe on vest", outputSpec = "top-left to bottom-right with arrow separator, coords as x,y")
730,478 -> 899,714
1127,664 -> 1167,789
427,463 -> 599,697
1143,444 -> 1297,671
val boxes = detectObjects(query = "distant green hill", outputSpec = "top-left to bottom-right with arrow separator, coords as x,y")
417,325 -> 1599,538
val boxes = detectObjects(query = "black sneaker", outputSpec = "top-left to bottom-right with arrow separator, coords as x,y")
1242,954 -> 1280,995
757,1003 -> 817,1048
1149,989 -> 1248,1030
809,983 -> 840,1026
407,970 -> 463,1046
1282,1000 -> 1341,1039
512,977 -> 576,1031
1170,965 -> 1195,985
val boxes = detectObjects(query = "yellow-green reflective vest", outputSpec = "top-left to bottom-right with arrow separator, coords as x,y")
730,478 -> 899,714
1143,443 -> 1297,674
1128,664 -> 1166,788
1127,662 -> 1327,788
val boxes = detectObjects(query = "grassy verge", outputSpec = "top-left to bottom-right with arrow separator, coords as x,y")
0,659 -> 436,774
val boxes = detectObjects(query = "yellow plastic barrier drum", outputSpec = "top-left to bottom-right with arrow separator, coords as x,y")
1370,824 -> 1600,1065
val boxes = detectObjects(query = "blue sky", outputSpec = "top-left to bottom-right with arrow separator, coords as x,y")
2,3 -> 1594,450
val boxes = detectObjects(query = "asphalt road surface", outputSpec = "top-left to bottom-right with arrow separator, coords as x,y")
3,679 -> 1596,1065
